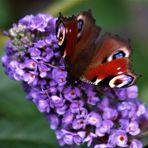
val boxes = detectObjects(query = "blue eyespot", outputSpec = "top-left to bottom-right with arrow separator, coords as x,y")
77,20 -> 83,33
113,51 -> 126,59
109,74 -> 134,88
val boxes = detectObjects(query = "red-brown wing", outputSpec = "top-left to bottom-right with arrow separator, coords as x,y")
56,13 -> 78,59
56,12 -> 137,87
56,10 -> 101,78
81,34 -> 137,87
88,33 -> 131,66
68,10 -> 101,78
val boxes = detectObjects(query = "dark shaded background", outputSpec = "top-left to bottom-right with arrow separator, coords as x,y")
0,0 -> 148,147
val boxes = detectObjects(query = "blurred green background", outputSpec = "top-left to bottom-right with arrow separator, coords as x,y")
0,0 -> 148,147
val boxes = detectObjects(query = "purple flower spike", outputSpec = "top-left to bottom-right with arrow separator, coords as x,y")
86,111 -> 102,127
28,47 -> 41,59
51,95 -> 63,107
35,40 -> 46,48
48,114 -> 59,130
63,133 -> 73,145
108,130 -> 128,147
72,118 -> 86,130
127,85 -> 138,99
96,120 -> 113,137
87,89 -> 100,105
37,99 -> 50,113
73,131 -> 86,145
94,144 -> 111,148
2,13 -> 148,148
52,69 -> 67,86
63,86 -> 81,101
28,14 -> 51,32
76,107 -> 88,119
103,107 -> 118,120
84,132 -> 97,147
119,119 -> 140,136
126,121 -> 140,136
62,110 -> 74,127
70,100 -> 84,113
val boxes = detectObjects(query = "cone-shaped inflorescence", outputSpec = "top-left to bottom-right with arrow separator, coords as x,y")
2,13 -> 148,148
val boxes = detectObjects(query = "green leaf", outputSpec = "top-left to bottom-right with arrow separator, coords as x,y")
0,117 -> 60,148
0,0 -> 11,29
139,85 -> 148,104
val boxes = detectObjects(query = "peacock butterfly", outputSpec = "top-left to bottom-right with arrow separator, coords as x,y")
56,10 -> 137,88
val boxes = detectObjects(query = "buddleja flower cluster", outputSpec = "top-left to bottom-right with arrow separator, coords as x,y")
1,13 -> 148,148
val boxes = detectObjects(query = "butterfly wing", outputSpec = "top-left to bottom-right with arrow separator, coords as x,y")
56,11 -> 137,88
56,10 -> 101,78
56,13 -> 78,59
81,33 -> 137,88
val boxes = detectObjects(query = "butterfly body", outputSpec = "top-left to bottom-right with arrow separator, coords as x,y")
56,10 -> 137,88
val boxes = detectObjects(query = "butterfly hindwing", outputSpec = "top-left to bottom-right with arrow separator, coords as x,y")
81,34 -> 136,88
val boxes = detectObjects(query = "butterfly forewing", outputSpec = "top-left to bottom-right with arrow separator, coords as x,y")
69,11 -> 102,78
56,14 -> 78,59
56,10 -> 101,78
